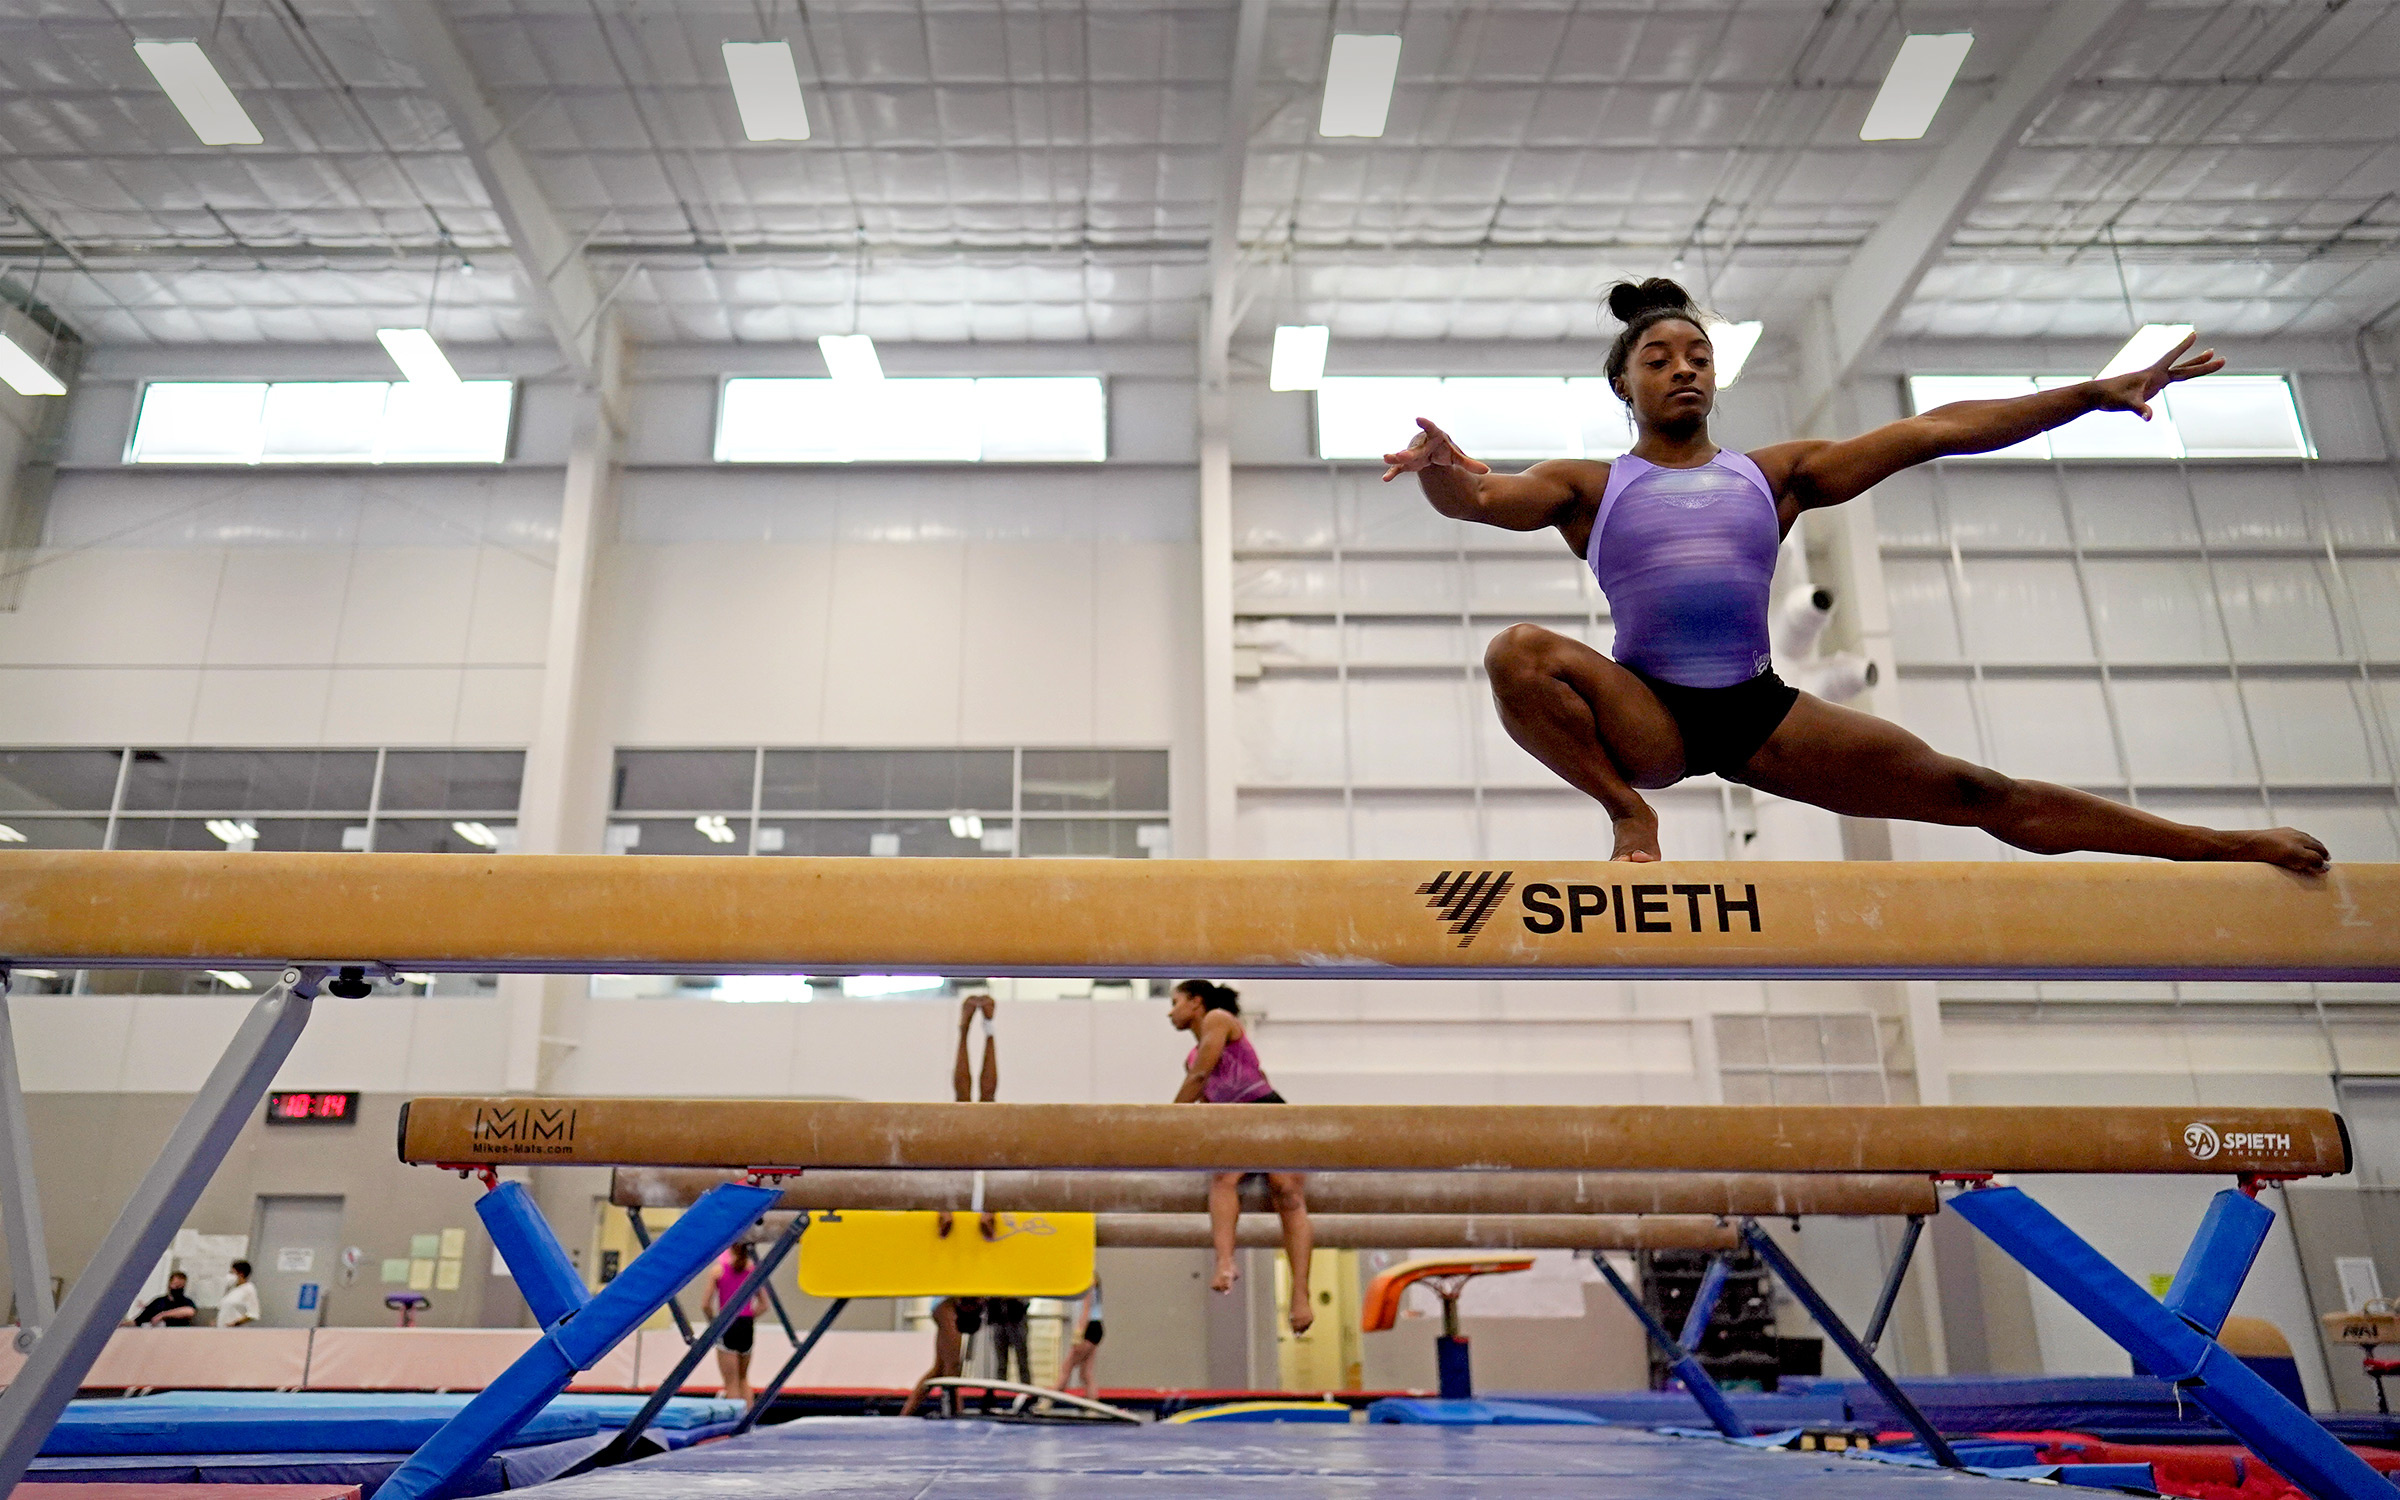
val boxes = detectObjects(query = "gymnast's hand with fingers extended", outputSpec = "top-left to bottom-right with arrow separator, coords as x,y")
1381,418 -> 1491,482
2089,331 -> 2225,421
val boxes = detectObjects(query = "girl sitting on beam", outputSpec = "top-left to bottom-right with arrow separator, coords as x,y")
1169,979 -> 1315,1334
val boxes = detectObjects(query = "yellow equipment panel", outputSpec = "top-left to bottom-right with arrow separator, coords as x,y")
796,1210 -> 1097,1298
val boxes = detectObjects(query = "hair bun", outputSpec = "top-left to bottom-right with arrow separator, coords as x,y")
1606,277 -> 1696,325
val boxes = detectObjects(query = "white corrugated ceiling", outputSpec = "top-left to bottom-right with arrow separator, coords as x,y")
1,0 -> 2395,350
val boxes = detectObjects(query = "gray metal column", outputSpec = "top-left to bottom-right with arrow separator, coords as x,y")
0,977 -> 56,1347
0,967 -> 321,1492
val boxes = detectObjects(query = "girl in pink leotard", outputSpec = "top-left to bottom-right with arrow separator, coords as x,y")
1169,979 -> 1315,1335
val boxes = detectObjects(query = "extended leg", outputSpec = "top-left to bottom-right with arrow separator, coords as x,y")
1269,1173 -> 1314,1335
1482,623 -> 1687,861
1208,1172 -> 1242,1294
1740,694 -> 2327,872
0,967 -> 320,1496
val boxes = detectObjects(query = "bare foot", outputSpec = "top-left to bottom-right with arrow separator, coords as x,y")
2210,828 -> 2330,873
1211,1261 -> 1237,1294
1611,809 -> 1662,862
1288,1303 -> 1315,1336
936,1210 -> 954,1238
979,1212 -> 998,1241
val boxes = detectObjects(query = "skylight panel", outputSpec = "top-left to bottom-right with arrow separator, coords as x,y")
723,41 -> 813,141
1860,33 -> 1973,141
134,40 -> 263,146
1319,35 -> 1403,138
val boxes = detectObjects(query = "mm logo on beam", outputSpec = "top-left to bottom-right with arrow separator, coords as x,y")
1418,870 -> 1516,948
471,1105 -> 579,1154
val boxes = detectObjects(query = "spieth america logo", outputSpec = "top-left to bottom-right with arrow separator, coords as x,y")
2184,1122 -> 2295,1162
1419,870 -> 1516,949
472,1104 -> 579,1155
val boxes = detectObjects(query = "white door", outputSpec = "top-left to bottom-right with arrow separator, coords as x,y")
249,1195 -> 345,1327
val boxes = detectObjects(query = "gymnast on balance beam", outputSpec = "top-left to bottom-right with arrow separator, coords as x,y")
1169,979 -> 1315,1335
1383,277 -> 2329,872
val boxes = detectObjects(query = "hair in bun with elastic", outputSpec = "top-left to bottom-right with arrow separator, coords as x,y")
1602,276 -> 1707,389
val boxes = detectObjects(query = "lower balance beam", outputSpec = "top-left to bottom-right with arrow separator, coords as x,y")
403,1100 -> 2347,1177
611,1167 -> 1938,1218
1096,1214 -> 1737,1251
6,852 -> 2395,981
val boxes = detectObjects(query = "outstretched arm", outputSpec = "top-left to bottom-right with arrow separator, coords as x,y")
1173,1012 -> 1235,1103
1755,333 -> 2225,517
1380,418 -> 1600,531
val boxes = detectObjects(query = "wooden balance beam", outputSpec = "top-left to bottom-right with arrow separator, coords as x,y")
611,1167 -> 1939,1217
5,851 -> 2394,981
404,1099 -> 2348,1177
1093,1213 -> 1738,1250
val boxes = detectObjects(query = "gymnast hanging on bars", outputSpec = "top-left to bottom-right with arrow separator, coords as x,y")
1383,278 -> 2329,871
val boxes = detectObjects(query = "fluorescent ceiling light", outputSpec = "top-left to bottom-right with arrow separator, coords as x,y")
841,974 -> 946,998
0,333 -> 66,397
695,815 -> 738,844
718,975 -> 813,1003
723,41 -> 813,141
818,333 -> 883,384
947,814 -> 985,840
1705,320 -> 1764,386
452,820 -> 499,848
206,970 -> 254,991
2097,323 -> 2196,379
1319,34 -> 1402,138
0,823 -> 23,843
134,40 -> 263,146
376,327 -> 462,388
204,819 -> 258,845
1859,32 -> 1973,141
1270,325 -> 1330,392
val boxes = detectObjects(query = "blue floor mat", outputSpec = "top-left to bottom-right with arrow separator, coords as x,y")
41,1392 -> 744,1457
500,1416 -> 2041,1497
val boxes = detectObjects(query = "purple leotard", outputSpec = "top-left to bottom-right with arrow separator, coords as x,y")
1586,451 -> 1782,689
1188,1032 -> 1276,1103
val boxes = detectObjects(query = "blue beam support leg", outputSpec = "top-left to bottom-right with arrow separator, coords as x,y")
2163,1188 -> 2275,1340
375,1180 -> 779,1500
1740,1221 -> 1962,1469
1679,1255 -> 1735,1352
1590,1252 -> 1751,1439
1949,1185 -> 2388,1500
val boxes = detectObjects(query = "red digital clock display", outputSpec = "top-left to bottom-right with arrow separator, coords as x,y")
266,1091 -> 360,1124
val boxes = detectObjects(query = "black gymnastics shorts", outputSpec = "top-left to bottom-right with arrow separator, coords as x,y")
952,1297 -> 986,1336
723,1314 -> 754,1354
1081,1320 -> 1105,1346
1630,666 -> 1800,780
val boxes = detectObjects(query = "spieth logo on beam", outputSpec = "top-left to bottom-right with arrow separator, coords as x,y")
1517,881 -> 1763,936
1421,871 -> 1767,947
2183,1122 -> 2296,1162
471,1105 -> 579,1155
1418,870 -> 1517,948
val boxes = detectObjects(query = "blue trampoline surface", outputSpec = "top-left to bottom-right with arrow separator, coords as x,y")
517,1417 -> 2037,1497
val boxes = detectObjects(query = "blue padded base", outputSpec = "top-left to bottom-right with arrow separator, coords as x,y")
1368,1399 -> 1605,1426
500,1414 -> 2042,1497
1491,1386 -> 1849,1429
39,1393 -> 742,1457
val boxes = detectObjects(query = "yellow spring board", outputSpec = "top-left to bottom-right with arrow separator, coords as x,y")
795,1210 -> 1097,1298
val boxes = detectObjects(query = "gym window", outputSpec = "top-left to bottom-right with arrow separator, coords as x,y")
128,380 -> 516,465
714,377 -> 1108,463
1906,375 -> 2312,461
1314,377 -> 1635,463
605,747 -> 1170,860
